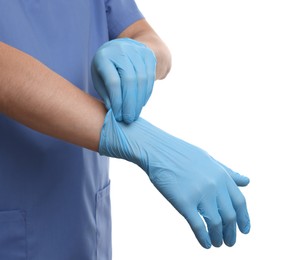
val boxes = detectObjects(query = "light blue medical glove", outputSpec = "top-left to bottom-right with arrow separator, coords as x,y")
91,38 -> 156,124
99,110 -> 251,249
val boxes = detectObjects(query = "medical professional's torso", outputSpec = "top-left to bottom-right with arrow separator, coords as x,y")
0,1 -> 142,259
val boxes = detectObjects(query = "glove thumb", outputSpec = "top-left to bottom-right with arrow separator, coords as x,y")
210,156 -> 250,187
220,163 -> 250,187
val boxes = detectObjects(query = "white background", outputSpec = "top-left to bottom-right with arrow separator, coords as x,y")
111,1 -> 283,259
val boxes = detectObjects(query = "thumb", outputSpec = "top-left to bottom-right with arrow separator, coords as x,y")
219,163 -> 250,187
210,156 -> 250,186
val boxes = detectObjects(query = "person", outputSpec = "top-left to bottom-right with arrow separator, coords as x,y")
0,1 -> 250,259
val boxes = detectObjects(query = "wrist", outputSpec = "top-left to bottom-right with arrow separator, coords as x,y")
99,110 -> 150,171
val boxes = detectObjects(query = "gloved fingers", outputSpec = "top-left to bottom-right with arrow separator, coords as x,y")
143,49 -> 156,105
115,56 -> 138,124
217,189 -> 237,246
92,57 -> 123,120
127,49 -> 148,121
185,209 -> 212,249
91,65 -> 111,110
211,156 -> 250,187
198,198 -> 223,247
226,180 -> 251,234
222,163 -> 250,187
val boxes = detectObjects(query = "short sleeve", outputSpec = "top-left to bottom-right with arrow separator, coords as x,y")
105,0 -> 144,39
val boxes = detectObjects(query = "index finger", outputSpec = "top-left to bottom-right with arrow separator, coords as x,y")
184,209 -> 212,249
93,57 -> 123,121
227,180 -> 251,234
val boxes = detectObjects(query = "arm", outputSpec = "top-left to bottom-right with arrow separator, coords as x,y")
118,18 -> 172,80
0,42 -> 106,151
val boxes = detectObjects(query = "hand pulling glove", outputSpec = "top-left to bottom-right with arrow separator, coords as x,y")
99,110 -> 250,249
92,38 -> 156,124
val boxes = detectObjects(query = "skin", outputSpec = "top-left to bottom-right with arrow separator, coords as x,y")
118,19 -> 171,80
0,19 -> 171,151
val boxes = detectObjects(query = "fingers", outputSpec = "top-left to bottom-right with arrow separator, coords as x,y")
92,57 -> 122,120
221,163 -> 250,187
185,209 -> 212,249
227,179 -> 251,234
186,183 -> 249,249
115,55 -> 138,124
121,48 -> 147,123
91,59 -> 112,110
207,156 -> 251,236
217,188 -> 237,246
198,198 -> 223,247
210,156 -> 250,187
92,39 -> 156,124
118,47 -> 155,123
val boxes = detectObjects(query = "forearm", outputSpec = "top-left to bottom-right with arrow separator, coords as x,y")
0,42 -> 106,151
118,19 -> 172,80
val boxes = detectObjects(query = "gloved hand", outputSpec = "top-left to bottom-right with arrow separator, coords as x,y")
99,110 -> 251,249
91,38 -> 156,124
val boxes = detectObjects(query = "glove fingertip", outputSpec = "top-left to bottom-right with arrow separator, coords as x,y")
237,207 -> 251,235
237,175 -> 250,187
123,113 -> 135,124
243,176 -> 250,185
104,102 -> 111,111
202,236 -> 212,249
115,114 -> 123,122
194,228 -> 212,249
227,168 -> 250,187
240,220 -> 251,234
223,226 -> 236,247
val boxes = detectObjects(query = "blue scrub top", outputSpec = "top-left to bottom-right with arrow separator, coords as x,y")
0,1 -> 143,259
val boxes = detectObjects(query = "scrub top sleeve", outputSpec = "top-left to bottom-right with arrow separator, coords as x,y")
105,0 -> 144,39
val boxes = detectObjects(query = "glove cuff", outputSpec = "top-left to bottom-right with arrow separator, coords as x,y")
99,109 -> 148,171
